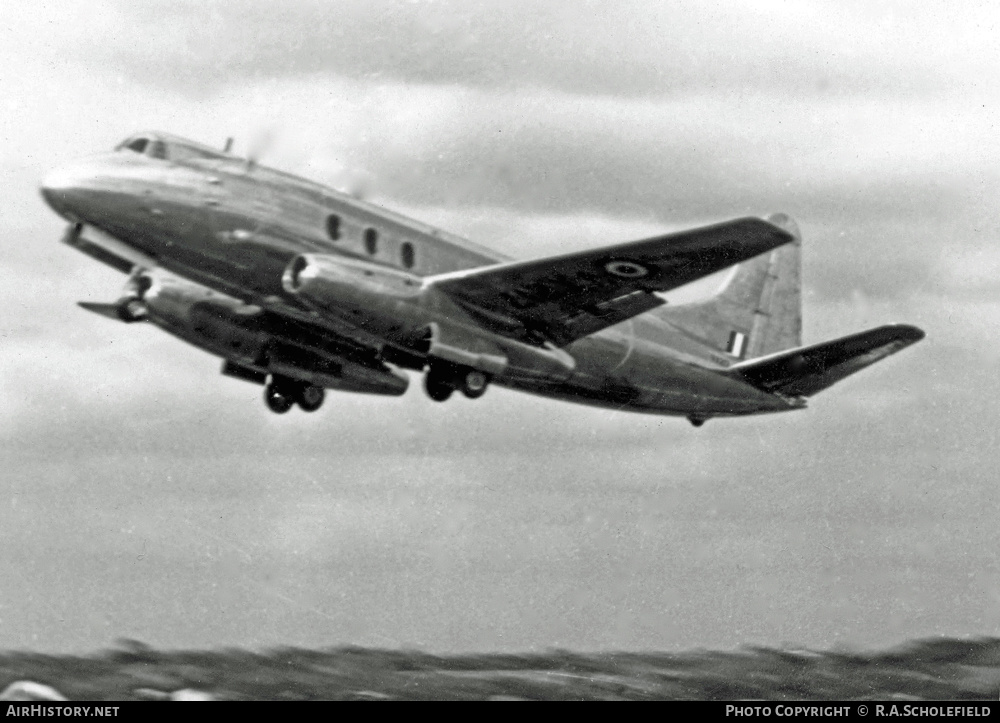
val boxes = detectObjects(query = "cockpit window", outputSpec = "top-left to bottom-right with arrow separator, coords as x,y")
115,136 -> 165,159
116,134 -> 234,164
120,137 -> 149,154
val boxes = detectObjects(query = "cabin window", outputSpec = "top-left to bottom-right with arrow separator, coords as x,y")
149,140 -> 168,160
364,228 -> 378,255
326,214 -> 341,241
400,242 -> 415,269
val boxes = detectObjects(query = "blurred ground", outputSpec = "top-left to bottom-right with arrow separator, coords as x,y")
1,637 -> 998,700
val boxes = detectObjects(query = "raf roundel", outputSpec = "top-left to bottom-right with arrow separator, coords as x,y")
604,260 -> 650,278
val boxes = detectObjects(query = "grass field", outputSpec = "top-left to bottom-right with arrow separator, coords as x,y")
2,638 -> 999,700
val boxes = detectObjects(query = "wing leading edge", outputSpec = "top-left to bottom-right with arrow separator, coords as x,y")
425,217 -> 795,347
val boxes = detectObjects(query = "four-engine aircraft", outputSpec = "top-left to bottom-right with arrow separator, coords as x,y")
40,131 -> 924,425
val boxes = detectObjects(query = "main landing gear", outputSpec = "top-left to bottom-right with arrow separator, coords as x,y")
264,376 -> 326,414
423,363 -> 491,403
424,372 -> 454,402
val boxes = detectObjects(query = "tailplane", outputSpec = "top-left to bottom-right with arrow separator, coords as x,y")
659,212 -> 802,361
725,324 -> 925,397
656,213 -> 926,406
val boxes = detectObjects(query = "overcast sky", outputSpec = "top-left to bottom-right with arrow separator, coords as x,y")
1,0 -> 998,654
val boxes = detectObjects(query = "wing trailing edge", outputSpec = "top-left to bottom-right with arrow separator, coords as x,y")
726,324 -> 925,397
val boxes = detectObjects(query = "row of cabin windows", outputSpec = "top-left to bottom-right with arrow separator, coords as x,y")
325,213 -> 416,270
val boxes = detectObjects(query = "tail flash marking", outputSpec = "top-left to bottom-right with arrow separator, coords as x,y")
727,331 -> 747,359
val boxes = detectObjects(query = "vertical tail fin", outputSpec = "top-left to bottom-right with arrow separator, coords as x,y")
660,213 -> 802,360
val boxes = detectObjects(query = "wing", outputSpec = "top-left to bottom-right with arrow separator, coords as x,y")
425,217 -> 795,346
726,324 -> 926,397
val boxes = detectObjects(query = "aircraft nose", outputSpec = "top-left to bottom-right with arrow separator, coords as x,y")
40,161 -> 99,219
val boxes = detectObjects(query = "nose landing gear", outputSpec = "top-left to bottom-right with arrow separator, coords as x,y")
116,297 -> 148,323
115,271 -> 153,322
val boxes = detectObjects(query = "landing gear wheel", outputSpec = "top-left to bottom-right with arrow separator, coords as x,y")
460,370 -> 490,399
116,297 -> 147,323
424,373 -> 454,402
264,383 -> 295,414
296,384 -> 325,412
687,416 -> 706,428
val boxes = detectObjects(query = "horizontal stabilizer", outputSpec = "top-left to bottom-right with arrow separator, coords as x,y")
727,324 -> 925,397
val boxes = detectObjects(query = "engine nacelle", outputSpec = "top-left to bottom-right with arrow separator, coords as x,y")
141,273 -> 270,365
134,271 -> 409,396
283,254 -> 426,337
417,323 -> 575,383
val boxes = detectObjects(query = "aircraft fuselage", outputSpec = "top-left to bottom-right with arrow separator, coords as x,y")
40,135 -> 804,419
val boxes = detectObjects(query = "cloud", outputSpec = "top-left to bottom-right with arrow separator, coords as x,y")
4,346 -> 993,653
61,0 -> 996,102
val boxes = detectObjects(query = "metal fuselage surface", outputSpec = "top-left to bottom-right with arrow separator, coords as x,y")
41,141 -> 797,418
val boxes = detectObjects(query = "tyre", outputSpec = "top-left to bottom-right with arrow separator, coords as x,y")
424,374 -> 454,402
116,298 -> 147,323
296,384 -> 325,412
264,384 -> 294,414
460,370 -> 490,399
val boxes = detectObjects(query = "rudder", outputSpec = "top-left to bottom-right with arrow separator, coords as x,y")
659,213 -> 801,360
